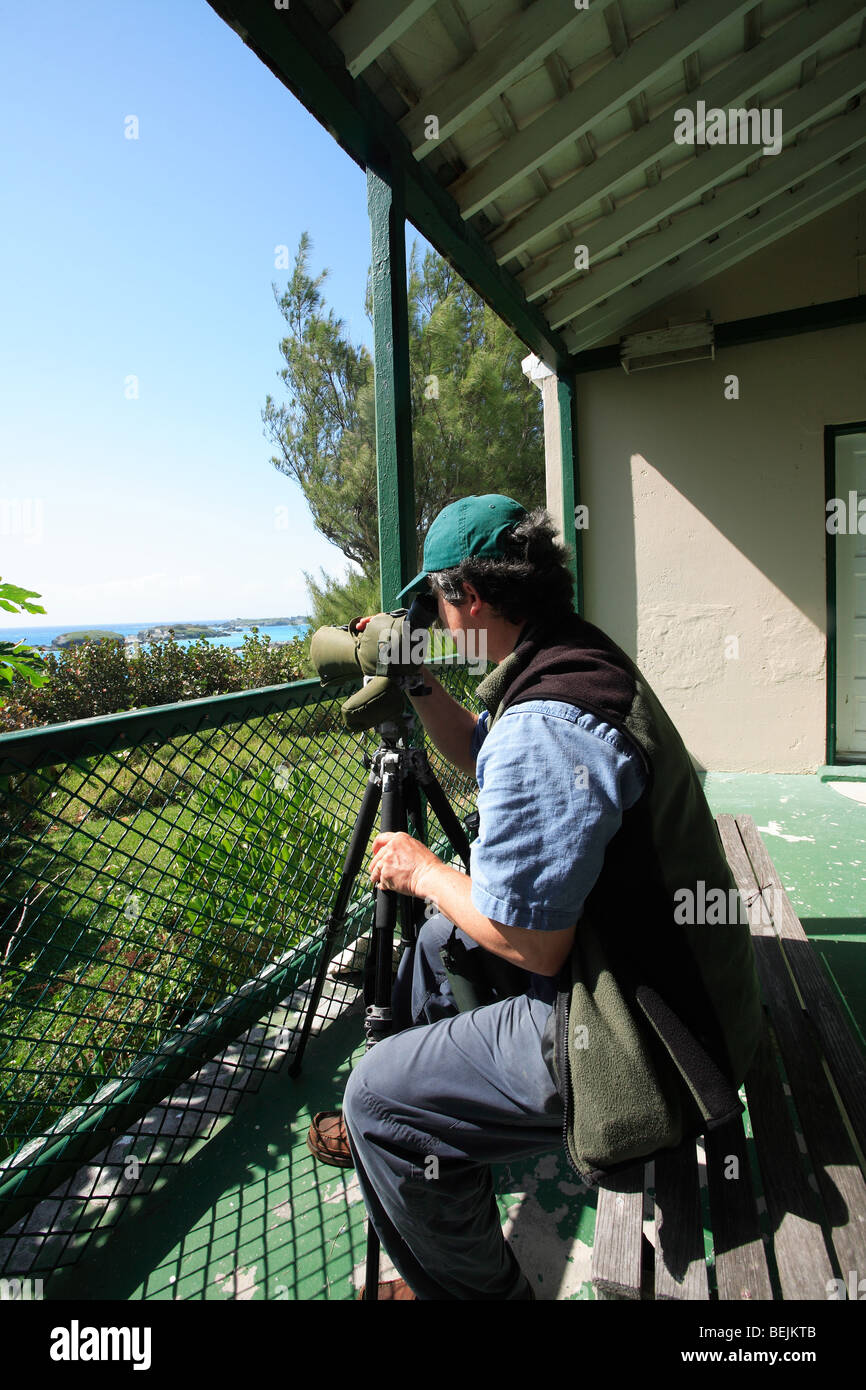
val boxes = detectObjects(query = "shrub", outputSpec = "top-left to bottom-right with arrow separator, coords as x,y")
0,630 -> 309,732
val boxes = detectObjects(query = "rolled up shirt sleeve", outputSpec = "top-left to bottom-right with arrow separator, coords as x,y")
470,708 -> 490,764
469,700 -> 647,932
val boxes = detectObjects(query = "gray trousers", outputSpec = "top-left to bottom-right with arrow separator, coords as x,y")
342,913 -> 564,1300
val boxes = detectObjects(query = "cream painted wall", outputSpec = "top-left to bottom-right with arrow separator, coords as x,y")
575,196 -> 866,771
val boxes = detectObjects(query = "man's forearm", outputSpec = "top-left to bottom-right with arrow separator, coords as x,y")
407,668 -> 478,777
416,860 -> 577,978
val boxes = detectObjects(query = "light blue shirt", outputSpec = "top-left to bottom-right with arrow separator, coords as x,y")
469,700 -> 647,936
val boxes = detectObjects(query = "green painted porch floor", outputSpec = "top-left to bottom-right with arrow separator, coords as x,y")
44,995 -> 598,1302
701,772 -> 866,1052
43,773 -> 865,1301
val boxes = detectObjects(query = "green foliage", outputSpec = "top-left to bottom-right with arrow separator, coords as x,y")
0,640 -> 50,700
305,565 -> 382,627
235,627 -> 307,690
0,577 -> 48,706
263,231 -> 377,573
170,763 -> 344,951
0,629 -> 309,732
406,248 -> 546,526
0,580 -> 46,617
263,234 -> 546,621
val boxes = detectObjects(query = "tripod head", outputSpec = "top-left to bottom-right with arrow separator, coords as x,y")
367,704 -> 417,747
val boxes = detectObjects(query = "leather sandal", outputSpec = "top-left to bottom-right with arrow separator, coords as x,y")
357,1278 -> 417,1300
306,1110 -> 354,1168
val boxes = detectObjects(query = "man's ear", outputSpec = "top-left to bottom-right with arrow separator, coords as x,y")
465,583 -> 487,618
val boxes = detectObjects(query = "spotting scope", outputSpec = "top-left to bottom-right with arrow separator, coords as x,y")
309,589 -> 438,730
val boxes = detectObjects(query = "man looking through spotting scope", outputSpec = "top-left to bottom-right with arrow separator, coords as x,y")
306,493 -> 763,1301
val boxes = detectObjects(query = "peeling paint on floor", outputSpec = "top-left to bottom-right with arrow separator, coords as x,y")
214,1264 -> 259,1300
322,1171 -> 365,1207
758,820 -> 815,842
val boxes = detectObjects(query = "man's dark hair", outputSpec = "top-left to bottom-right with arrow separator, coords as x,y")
428,506 -> 575,626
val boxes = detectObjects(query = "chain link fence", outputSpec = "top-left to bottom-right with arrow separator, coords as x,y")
0,662 -> 484,1275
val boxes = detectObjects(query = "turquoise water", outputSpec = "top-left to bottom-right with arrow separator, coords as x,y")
0,620 -> 310,651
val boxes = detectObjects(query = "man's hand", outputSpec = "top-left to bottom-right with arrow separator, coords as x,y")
369,831 -> 440,898
369,835 -> 576,975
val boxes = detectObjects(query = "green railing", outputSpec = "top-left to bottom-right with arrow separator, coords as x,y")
0,663 -> 483,1271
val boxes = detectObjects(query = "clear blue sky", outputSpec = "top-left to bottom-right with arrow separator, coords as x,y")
0,1 -> 433,628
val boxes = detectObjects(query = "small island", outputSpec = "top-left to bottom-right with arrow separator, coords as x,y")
43,617 -> 312,651
136,623 -> 224,642
52,630 -> 125,648
230,616 -> 311,627
137,616 -> 311,641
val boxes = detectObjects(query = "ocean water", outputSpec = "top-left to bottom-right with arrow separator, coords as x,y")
0,619 -> 310,651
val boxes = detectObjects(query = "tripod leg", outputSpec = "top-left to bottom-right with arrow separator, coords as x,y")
400,773 -> 426,946
363,750 -> 403,1301
288,771 -> 382,1078
364,1215 -> 382,1302
416,759 -> 472,869
366,755 -> 402,1041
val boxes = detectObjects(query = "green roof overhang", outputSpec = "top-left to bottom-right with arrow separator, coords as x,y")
206,0 -> 575,377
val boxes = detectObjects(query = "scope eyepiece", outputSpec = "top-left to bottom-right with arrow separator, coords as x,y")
405,589 -> 438,631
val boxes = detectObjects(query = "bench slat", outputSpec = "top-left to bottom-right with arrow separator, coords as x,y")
590,1164 -> 645,1299
718,815 -> 866,1285
589,811 -> 865,1302
736,814 -> 866,1158
744,1023 -> 836,1299
653,1140 -> 709,1300
706,817 -> 775,1299
705,1113 -> 774,1300
750,932 -> 866,1283
717,815 -> 840,1297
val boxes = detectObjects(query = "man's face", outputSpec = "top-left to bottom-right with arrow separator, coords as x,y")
430,581 -> 516,666
433,585 -> 469,640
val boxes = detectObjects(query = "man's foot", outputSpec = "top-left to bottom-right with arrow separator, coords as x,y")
357,1279 -> 417,1300
306,1110 -> 354,1168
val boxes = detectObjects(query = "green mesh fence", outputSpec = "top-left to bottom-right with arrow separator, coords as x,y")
0,662 -> 484,1274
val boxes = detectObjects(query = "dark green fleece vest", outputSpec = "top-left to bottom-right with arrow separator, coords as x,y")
476,612 -> 764,1184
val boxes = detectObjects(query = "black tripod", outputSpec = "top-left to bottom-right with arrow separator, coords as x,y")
288,705 -> 473,1300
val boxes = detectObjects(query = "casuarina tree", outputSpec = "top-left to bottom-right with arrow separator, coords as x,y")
262,233 -> 545,625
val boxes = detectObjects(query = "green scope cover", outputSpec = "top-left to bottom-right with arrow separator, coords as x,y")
309,620 -> 365,686
340,675 -> 405,731
310,611 -> 428,684
309,613 -> 416,731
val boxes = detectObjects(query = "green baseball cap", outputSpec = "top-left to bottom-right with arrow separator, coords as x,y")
395,494 -> 528,602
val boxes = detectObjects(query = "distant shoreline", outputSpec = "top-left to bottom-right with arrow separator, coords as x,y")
1,617 -> 312,653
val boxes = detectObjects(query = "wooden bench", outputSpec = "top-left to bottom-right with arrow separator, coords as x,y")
590,814 -> 866,1301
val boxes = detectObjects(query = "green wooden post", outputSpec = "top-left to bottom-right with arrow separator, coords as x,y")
824,425 -> 837,765
527,355 -> 584,617
558,374 -> 584,616
367,165 -> 416,611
